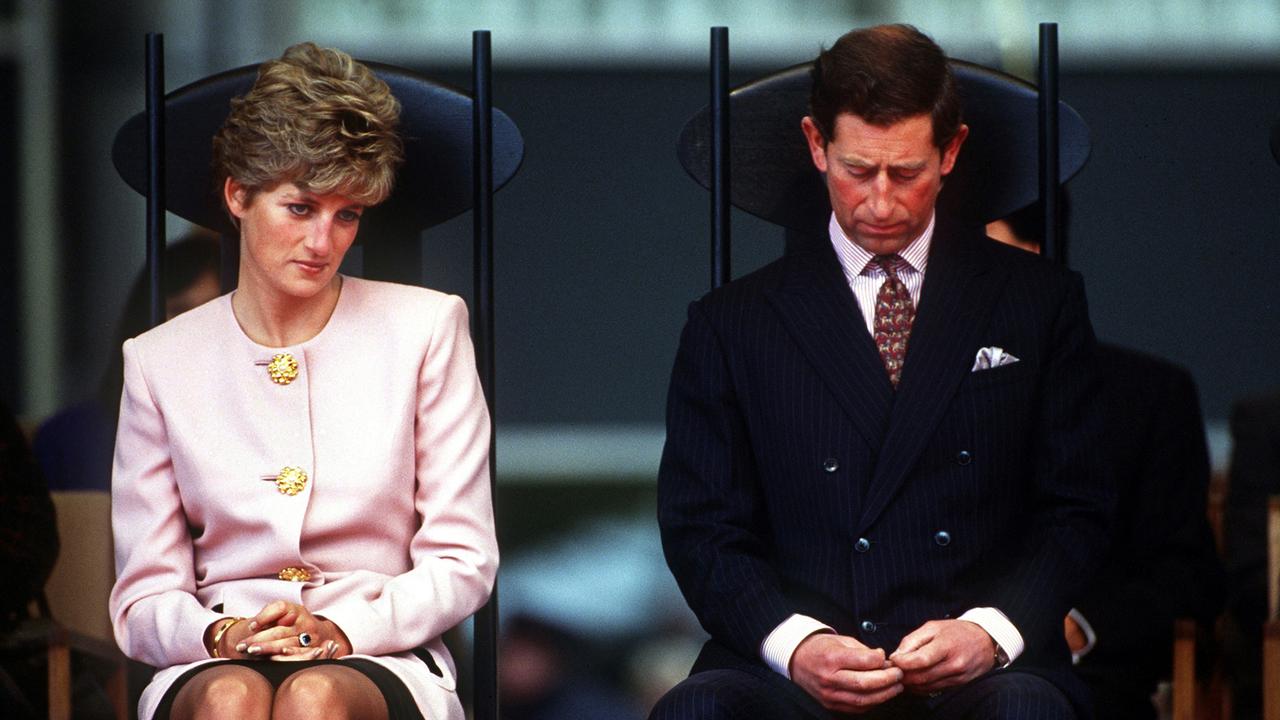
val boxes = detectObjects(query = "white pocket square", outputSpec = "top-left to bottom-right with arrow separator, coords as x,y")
971,346 -> 1020,372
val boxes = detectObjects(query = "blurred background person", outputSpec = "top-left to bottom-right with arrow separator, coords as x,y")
33,231 -> 222,492
988,198 -> 1225,720
0,398 -> 60,720
1223,390 -> 1280,718
499,613 -> 642,720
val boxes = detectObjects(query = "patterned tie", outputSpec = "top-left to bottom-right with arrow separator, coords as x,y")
872,254 -> 915,388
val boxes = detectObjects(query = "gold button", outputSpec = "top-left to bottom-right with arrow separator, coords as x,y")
273,466 -> 308,496
266,353 -> 299,385
278,566 -> 311,582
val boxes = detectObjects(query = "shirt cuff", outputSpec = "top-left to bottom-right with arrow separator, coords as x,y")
958,607 -> 1024,667
760,614 -> 834,678
1066,608 -> 1097,664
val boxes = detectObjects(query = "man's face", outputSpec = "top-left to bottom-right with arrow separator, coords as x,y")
802,112 -> 967,255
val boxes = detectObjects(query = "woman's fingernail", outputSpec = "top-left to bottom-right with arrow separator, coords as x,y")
312,648 -> 324,658
235,643 -> 247,652
248,621 -> 258,631
247,645 -> 260,655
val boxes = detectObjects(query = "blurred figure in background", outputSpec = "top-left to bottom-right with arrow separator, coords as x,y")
0,399 -> 61,719
1219,123 -> 1280,720
1223,392 -> 1280,719
500,613 -> 642,720
988,199 -> 1224,720
33,230 -> 221,491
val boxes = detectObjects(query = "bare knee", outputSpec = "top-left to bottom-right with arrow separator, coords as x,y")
273,666 -> 388,720
169,666 -> 272,720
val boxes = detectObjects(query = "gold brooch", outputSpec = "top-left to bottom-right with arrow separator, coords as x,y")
272,466 -> 308,496
278,566 -> 311,582
266,353 -> 299,385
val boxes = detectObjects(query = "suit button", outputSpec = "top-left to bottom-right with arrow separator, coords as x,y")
934,531 -> 952,546
823,458 -> 839,473
956,451 -> 972,465
854,538 -> 871,553
264,353 -> 299,385
860,620 -> 877,633
278,566 -> 311,582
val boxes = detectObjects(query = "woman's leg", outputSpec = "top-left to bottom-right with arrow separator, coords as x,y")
272,664 -> 391,720
167,665 -> 273,720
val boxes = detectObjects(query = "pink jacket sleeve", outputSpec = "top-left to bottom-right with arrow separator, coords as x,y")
109,338 -> 223,666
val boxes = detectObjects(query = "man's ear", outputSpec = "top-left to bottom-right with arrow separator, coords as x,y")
801,116 -> 829,173
223,177 -> 249,219
939,123 -> 969,177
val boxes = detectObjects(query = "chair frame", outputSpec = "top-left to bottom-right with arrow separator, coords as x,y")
1264,496 -> 1280,720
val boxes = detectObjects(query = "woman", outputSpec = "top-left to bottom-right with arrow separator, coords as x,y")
109,43 -> 497,720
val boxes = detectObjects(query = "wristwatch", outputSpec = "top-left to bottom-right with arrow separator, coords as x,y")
993,642 -> 1011,668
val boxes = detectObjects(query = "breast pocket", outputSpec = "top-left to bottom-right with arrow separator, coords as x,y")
961,359 -> 1037,391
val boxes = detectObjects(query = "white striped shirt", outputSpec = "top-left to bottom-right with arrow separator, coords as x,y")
827,212 -> 933,334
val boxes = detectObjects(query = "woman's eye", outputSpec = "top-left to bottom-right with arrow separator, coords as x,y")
337,209 -> 361,222
288,204 -> 310,216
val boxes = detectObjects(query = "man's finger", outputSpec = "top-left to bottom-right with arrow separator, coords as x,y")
894,626 -> 934,655
900,659 -> 961,688
830,666 -> 904,693
827,644 -> 891,671
819,682 -> 905,714
798,634 -> 887,672
890,639 -> 944,670
904,669 -> 969,695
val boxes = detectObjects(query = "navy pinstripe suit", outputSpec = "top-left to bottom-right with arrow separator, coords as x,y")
656,215 -> 1115,718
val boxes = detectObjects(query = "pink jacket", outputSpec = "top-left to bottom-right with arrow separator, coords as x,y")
109,276 -> 497,720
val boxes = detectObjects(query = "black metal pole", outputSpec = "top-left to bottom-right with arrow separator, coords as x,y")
471,28 -> 499,720
1038,23 -> 1062,265
710,26 -> 730,289
146,33 -> 166,328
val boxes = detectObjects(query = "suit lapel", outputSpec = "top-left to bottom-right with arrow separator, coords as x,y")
766,238 -> 894,451
855,221 -> 1011,534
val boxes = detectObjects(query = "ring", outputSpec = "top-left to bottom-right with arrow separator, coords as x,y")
298,632 -> 313,647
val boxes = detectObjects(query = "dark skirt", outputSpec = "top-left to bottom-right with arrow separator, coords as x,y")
152,658 -> 425,720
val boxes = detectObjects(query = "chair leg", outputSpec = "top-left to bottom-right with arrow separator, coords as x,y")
107,660 -> 129,720
47,628 -> 71,720
1264,621 -> 1280,720
1172,618 -> 1196,720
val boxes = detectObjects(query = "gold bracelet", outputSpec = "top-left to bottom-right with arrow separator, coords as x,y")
210,617 -> 246,658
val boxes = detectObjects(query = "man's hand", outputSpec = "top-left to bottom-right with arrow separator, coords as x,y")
889,620 -> 996,694
1063,615 -> 1087,654
790,633 -> 904,713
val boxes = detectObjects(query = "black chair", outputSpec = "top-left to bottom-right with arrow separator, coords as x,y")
675,58 -> 1090,241
110,33 -> 522,720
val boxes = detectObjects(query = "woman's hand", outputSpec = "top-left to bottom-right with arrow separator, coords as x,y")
217,601 -> 353,661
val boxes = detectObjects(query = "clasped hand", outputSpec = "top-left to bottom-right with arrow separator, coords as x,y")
790,619 -> 996,714
209,600 -> 352,662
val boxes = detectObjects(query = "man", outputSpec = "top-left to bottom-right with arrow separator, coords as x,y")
653,25 -> 1114,719
1224,391 -> 1280,719
989,207 -> 1225,720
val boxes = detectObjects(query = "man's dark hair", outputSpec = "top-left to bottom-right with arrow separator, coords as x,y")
809,24 -> 962,150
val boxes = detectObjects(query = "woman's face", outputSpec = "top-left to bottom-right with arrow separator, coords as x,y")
225,178 -> 364,302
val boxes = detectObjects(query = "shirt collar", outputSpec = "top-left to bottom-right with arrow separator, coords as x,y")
827,212 -> 934,280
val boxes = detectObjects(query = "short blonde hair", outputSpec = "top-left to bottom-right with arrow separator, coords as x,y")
212,42 -> 403,208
